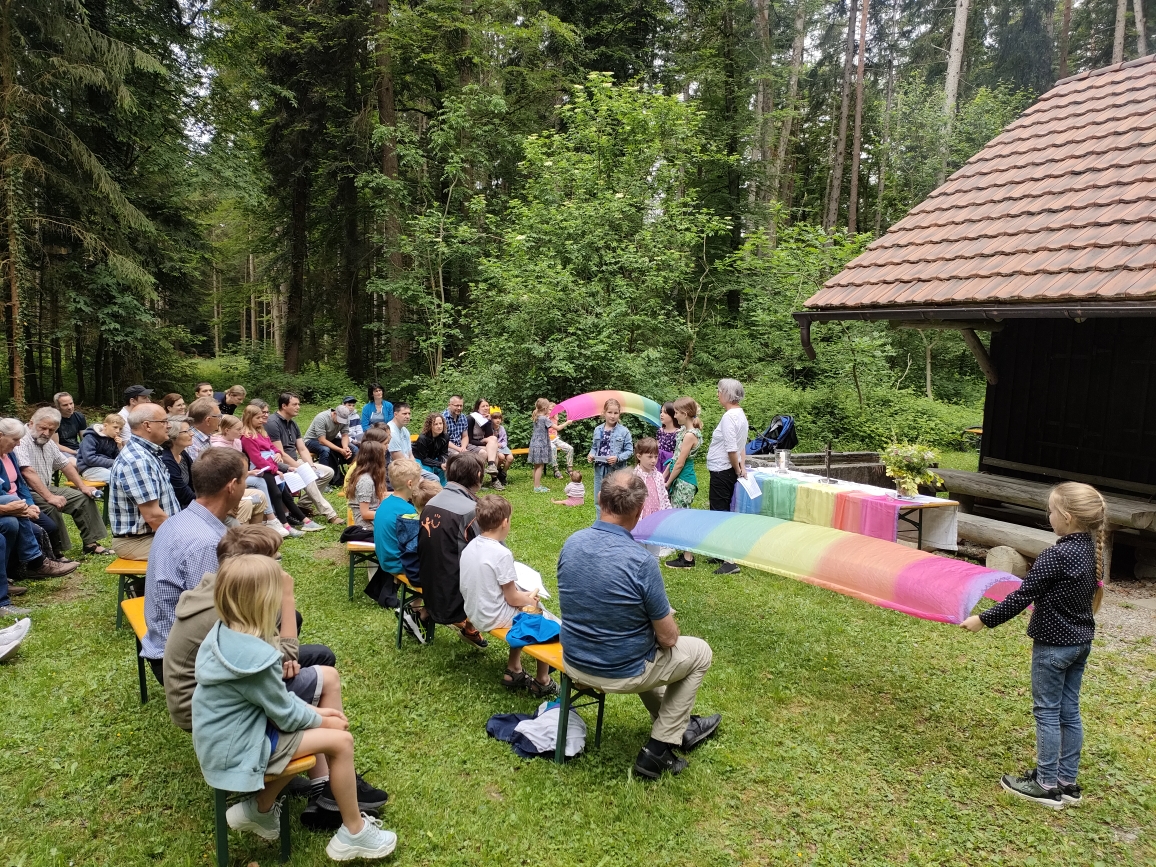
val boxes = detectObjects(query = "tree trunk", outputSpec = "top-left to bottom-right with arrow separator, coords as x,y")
1115,0 -> 1128,63
1136,0 -> 1147,56
4,183 -> 23,411
847,0 -> 870,234
824,0 -> 857,231
774,2 -> 807,203
874,54 -> 895,235
374,0 -> 408,365
73,322 -> 85,404
284,170 -> 308,374
752,0 -> 773,208
94,332 -> 105,406
339,173 -> 365,380
940,0 -> 970,185
722,6 -> 743,312
1058,0 -> 1073,78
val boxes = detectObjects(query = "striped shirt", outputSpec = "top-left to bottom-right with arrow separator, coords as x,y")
110,434 -> 181,536
141,502 -> 226,659
187,428 -> 212,463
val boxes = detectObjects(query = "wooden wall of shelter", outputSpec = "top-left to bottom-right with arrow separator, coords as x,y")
981,318 -> 1156,494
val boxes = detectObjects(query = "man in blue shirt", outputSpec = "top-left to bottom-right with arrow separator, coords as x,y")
557,470 -> 720,779
141,448 -> 248,684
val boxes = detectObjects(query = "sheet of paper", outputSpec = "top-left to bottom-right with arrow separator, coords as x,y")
514,561 -> 550,599
738,473 -> 763,499
282,471 -> 305,493
296,463 -> 318,485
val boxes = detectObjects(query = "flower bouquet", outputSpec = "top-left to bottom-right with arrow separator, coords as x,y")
882,442 -> 942,499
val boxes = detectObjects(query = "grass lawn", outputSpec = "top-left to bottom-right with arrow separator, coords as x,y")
2,461 -> 1154,866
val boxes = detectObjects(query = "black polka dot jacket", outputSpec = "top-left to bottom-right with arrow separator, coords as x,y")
979,532 -> 1097,645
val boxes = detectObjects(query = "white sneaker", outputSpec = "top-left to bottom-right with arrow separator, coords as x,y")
226,797 -> 281,841
268,521 -> 290,537
326,813 -> 397,861
0,617 -> 31,643
0,638 -> 22,663
284,524 -> 305,538
299,519 -> 325,533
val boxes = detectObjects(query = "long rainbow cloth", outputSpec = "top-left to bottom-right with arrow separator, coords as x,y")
633,510 -> 1020,624
551,390 -> 661,427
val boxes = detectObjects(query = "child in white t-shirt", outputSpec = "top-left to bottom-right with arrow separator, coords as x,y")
459,495 -> 558,697
551,470 -> 585,507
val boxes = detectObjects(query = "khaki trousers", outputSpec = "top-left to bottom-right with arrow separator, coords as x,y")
32,486 -> 107,552
110,534 -> 153,561
234,490 -> 270,524
568,635 -> 713,745
298,462 -> 336,520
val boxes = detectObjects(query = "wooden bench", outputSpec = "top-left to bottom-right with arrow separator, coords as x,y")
120,596 -> 149,704
346,541 -> 378,600
61,478 -> 110,524
488,627 -> 605,764
213,754 -> 317,867
107,558 -> 147,628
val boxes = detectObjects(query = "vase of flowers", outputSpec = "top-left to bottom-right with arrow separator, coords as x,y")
882,442 -> 942,499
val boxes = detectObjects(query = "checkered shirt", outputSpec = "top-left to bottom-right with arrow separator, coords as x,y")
15,432 -> 70,490
140,502 -> 226,659
443,410 -> 468,448
186,428 -> 212,463
110,434 -> 181,536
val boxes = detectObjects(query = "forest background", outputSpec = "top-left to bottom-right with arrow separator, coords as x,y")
3,0 -> 1148,451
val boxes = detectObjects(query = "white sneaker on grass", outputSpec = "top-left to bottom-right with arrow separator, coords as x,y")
267,521 -> 291,538
284,524 -> 306,538
0,617 -> 31,644
0,638 -> 23,663
226,797 -> 281,841
299,519 -> 325,532
326,813 -> 397,861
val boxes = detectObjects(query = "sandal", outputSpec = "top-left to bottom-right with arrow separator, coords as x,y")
502,669 -> 533,691
83,544 -> 111,556
527,676 -> 559,698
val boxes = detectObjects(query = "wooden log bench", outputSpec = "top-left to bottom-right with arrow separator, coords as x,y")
488,627 -> 605,765
213,755 -> 317,867
107,558 -> 147,628
119,596 -> 149,704
957,513 -> 1057,559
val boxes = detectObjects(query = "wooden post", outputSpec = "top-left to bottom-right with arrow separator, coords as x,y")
961,328 -> 998,385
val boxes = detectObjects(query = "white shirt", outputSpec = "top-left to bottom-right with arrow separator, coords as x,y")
459,535 -> 520,633
388,421 -> 412,457
706,407 -> 749,472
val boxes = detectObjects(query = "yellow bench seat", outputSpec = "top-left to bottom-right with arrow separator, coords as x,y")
108,558 -> 147,628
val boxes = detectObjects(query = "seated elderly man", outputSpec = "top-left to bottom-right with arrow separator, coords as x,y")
16,407 -> 109,557
109,403 -> 181,561
557,470 -> 720,779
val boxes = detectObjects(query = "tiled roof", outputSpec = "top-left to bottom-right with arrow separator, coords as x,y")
805,55 -> 1156,311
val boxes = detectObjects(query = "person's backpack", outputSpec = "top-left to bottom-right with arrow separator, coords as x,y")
745,415 -> 798,455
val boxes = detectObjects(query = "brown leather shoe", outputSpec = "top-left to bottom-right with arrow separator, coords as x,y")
28,558 -> 78,578
327,515 -> 344,525
8,585 -> 27,597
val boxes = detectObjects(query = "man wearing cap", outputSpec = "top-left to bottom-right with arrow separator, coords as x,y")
342,396 -> 364,445
304,405 -> 357,483
119,385 -> 154,422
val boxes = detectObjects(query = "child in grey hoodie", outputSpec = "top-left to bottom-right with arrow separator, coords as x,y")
192,554 -> 397,861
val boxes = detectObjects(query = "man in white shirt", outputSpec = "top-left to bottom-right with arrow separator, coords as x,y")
118,385 -> 154,421
705,378 -> 748,576
387,404 -> 413,459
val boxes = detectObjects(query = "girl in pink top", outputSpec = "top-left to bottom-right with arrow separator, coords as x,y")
633,437 -> 671,518
240,405 -> 318,536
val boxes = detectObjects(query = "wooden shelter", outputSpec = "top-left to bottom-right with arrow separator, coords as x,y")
794,57 -> 1156,575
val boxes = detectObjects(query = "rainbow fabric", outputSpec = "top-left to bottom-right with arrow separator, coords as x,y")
633,509 -> 1020,624
736,475 -> 903,542
551,390 -> 662,427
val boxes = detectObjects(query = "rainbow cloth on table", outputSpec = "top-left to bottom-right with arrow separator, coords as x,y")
551,391 -> 661,427
633,509 -> 1019,624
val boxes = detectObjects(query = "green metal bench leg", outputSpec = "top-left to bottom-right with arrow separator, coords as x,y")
396,584 -> 410,650
135,637 -> 148,704
555,673 -> 572,765
214,788 -> 229,867
348,554 -> 356,600
279,795 -> 291,861
116,576 -> 127,629
594,693 -> 605,748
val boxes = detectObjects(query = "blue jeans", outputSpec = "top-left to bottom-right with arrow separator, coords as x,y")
0,495 -> 44,607
306,440 -> 357,477
1031,641 -> 1091,786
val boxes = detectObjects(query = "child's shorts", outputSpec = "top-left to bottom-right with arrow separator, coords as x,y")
266,727 -> 306,777
561,497 -> 584,507
285,664 -> 324,705
497,446 -> 512,456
